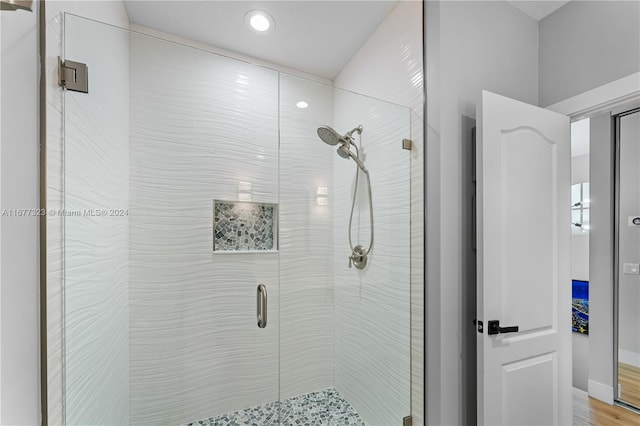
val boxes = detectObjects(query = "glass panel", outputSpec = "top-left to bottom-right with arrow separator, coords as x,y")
128,30 -> 281,426
279,74 -> 411,424
582,209 -> 590,231
63,15 -> 130,426
572,183 -> 582,207
331,86 -> 411,424
64,15 -> 281,425
63,13 -> 413,426
582,182 -> 590,207
572,209 -> 582,233
617,110 -> 640,409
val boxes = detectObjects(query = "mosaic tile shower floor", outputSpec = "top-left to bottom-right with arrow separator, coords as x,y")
184,388 -> 365,426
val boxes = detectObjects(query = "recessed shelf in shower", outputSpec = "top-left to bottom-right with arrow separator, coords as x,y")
213,200 -> 279,252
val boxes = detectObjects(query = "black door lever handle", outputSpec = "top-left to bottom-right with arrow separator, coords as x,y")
487,320 -> 519,335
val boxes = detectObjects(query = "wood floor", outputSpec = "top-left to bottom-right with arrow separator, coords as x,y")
573,388 -> 640,425
619,363 -> 640,409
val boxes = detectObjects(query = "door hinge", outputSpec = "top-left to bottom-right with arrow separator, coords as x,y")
474,318 -> 483,333
59,58 -> 88,93
402,139 -> 413,150
403,415 -> 413,426
0,0 -> 33,11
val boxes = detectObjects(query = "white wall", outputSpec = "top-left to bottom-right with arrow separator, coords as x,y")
334,1 -> 423,116
571,152 -> 590,392
539,0 -> 640,107
0,3 -> 41,425
334,2 -> 424,423
588,112 -> 615,403
425,2 -> 539,424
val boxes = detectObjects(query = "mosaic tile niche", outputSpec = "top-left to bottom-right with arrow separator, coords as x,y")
213,201 -> 278,252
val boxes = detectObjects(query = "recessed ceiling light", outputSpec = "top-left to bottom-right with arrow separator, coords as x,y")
296,101 -> 309,109
245,10 -> 275,34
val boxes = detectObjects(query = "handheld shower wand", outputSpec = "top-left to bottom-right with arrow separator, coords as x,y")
316,124 -> 373,269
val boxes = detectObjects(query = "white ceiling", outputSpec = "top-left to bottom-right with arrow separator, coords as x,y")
123,0 -> 398,80
124,1 -> 571,80
507,0 -> 570,21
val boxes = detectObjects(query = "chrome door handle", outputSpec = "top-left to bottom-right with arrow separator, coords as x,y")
257,284 -> 267,328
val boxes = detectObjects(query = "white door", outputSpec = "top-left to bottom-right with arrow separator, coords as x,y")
477,90 -> 572,426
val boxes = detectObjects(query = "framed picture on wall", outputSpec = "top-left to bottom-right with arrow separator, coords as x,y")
572,279 -> 589,334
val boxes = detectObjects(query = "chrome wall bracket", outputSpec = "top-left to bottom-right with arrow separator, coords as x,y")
58,58 -> 88,93
0,0 -> 32,11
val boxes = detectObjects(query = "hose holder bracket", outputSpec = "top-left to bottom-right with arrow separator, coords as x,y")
349,245 -> 368,269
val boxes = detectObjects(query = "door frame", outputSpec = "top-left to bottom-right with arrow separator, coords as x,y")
613,105 -> 640,410
546,71 -> 640,405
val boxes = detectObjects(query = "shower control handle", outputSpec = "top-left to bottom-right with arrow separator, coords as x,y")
257,284 -> 267,328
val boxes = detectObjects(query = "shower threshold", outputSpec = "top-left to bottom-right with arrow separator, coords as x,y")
183,387 -> 365,426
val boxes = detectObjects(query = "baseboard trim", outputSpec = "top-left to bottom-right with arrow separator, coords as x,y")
573,387 -> 588,398
588,379 -> 614,404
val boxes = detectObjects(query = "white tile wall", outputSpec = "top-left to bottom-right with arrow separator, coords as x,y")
334,2 -> 424,422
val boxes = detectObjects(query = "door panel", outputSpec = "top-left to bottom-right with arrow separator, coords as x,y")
477,90 -> 571,426
63,15 -> 281,426
502,353 -> 556,426
501,127 -> 556,335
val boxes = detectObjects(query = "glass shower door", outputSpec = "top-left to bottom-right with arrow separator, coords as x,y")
63,14 -> 281,425
278,74 -> 412,425
62,12 -> 413,426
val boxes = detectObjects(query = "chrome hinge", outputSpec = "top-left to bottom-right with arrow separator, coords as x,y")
402,139 -> 413,150
403,415 -> 413,426
0,0 -> 32,11
59,58 -> 88,93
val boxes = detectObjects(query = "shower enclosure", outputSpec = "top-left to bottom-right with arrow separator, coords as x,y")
60,13 -> 413,425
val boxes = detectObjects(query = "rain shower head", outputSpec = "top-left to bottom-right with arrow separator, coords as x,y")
317,124 -> 367,173
317,125 -> 363,146
317,126 -> 343,146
